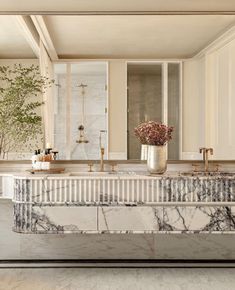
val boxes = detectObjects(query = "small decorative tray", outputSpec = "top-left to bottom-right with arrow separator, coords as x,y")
27,168 -> 65,174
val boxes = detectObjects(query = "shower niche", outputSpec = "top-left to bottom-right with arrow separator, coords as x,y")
54,62 -> 108,160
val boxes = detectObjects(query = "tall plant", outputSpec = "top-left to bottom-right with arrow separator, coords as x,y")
0,64 -> 52,159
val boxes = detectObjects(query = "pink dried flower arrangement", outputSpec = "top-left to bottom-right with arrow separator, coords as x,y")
134,121 -> 173,146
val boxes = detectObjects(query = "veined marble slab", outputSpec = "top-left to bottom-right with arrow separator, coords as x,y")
12,173 -> 235,234
13,204 -> 235,234
163,206 -> 235,232
98,207 -> 163,231
31,207 -> 98,233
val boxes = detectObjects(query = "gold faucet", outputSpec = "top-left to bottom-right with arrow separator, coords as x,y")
199,147 -> 213,172
100,147 -> 105,172
99,130 -> 106,172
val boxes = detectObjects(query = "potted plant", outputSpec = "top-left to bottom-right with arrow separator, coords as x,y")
0,64 -> 52,159
134,121 -> 173,174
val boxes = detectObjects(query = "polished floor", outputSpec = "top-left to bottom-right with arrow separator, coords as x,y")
0,268 -> 235,290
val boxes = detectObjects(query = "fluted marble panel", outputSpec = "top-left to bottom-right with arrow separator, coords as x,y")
13,175 -> 235,205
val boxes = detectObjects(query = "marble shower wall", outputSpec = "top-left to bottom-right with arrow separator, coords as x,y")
54,68 -> 107,160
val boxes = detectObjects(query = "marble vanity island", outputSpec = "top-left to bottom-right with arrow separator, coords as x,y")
13,171 -> 235,234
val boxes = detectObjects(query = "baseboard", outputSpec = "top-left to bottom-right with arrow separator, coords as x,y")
1,259 -> 235,268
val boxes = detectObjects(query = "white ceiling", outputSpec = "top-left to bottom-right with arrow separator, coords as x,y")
1,15 -> 235,59
45,15 -> 235,59
0,15 -> 36,58
1,0 -> 235,12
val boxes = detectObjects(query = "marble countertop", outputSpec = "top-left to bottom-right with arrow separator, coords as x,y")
9,170 -> 235,180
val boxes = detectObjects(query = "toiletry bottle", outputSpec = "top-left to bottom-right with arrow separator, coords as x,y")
48,149 -> 53,161
38,149 -> 43,162
45,151 -> 48,162
42,150 -> 46,162
52,149 -> 58,160
32,150 -> 38,169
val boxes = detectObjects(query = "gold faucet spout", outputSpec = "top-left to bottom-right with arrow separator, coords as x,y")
199,147 -> 213,172
100,147 -> 105,172
199,147 -> 206,162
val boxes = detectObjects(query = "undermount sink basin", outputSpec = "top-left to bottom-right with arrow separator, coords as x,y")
180,171 -> 235,177
69,171 -> 136,177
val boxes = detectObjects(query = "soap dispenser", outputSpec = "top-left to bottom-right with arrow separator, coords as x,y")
32,150 -> 38,169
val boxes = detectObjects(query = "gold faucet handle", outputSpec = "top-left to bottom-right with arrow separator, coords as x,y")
88,163 -> 94,172
213,163 -> 219,172
199,147 -> 206,153
110,163 -> 117,172
192,163 -> 200,172
208,148 -> 214,155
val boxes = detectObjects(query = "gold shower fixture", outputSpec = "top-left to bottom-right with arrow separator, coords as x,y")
76,83 -> 89,144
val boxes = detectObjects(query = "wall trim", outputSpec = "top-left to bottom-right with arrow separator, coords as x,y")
2,12 -> 235,16
194,25 -> 235,58
181,152 -> 202,160
108,152 -> 127,160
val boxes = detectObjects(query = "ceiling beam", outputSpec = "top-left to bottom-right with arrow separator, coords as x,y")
31,15 -> 58,61
15,15 -> 40,58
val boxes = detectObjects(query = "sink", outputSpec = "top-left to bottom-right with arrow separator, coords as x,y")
70,172 -> 108,177
180,171 -> 235,177
69,171 -> 136,177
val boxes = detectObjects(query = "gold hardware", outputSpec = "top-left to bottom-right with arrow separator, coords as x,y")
110,162 -> 117,172
99,130 -> 106,172
214,164 -> 219,172
199,147 -> 213,172
88,163 -> 93,172
199,147 -> 206,162
100,147 -> 105,172
192,163 -> 200,172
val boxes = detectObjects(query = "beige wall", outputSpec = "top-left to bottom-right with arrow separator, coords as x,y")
205,39 -> 235,159
183,35 -> 235,160
108,60 -> 127,159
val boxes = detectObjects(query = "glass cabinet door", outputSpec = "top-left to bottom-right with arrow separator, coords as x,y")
168,63 -> 180,160
54,62 -> 108,160
127,63 -> 163,160
127,62 -> 181,160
